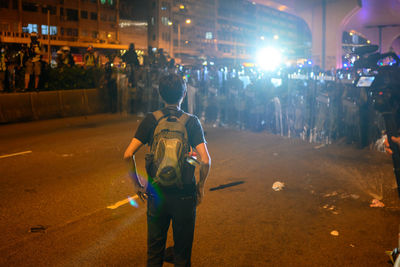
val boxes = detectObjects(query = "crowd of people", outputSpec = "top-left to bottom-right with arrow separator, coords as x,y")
124,62 -> 386,148
0,33 -> 391,147
0,31 -> 175,93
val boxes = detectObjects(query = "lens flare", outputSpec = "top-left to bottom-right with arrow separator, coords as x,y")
257,47 -> 282,71
128,168 -> 165,205
128,197 -> 139,208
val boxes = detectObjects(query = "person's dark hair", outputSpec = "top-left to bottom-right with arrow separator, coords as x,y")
158,74 -> 186,104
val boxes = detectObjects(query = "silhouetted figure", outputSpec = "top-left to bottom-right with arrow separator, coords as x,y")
24,32 -> 42,90
122,43 -> 139,87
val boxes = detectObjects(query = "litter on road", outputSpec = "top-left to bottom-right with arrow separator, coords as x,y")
330,230 -> 339,236
30,225 -> 47,233
324,191 -> 338,197
272,181 -> 285,191
370,199 -> 385,208
314,144 -> 326,149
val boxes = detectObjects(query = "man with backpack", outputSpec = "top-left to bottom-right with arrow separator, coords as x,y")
124,74 -> 211,267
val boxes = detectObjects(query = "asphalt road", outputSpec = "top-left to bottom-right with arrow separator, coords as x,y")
0,113 -> 399,267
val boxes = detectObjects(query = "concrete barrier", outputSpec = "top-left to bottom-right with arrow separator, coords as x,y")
0,89 -> 108,124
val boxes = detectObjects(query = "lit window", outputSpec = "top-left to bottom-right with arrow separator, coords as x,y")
161,1 -> 169,10
42,25 -> 48,35
50,26 -> 57,35
205,32 -> 213,39
22,24 -> 38,33
161,17 -> 169,26
101,0 -> 106,4
42,25 -> 57,35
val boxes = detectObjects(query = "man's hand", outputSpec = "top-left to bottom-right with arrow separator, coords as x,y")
194,143 -> 211,206
196,182 -> 204,206
385,136 -> 400,155
136,185 -> 148,202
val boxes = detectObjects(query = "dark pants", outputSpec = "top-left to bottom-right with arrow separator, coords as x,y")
147,192 -> 196,267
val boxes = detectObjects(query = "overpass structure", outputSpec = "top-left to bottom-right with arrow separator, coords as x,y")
253,0 -> 400,70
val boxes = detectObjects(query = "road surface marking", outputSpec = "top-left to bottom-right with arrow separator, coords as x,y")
0,150 -> 32,159
107,195 -> 139,210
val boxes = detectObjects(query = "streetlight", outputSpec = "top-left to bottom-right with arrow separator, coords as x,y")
47,7 -> 50,64
177,18 -> 191,60
167,20 -> 173,58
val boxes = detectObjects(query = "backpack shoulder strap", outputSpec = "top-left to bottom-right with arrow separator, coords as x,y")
177,112 -> 190,125
152,110 -> 166,123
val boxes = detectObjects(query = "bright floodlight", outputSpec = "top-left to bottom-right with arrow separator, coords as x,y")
257,47 -> 282,71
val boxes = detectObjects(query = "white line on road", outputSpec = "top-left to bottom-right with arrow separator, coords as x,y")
0,150 -> 32,159
107,195 -> 139,210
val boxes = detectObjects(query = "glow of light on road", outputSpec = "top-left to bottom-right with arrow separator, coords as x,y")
128,196 -> 139,208
107,195 -> 139,209
0,150 -> 32,159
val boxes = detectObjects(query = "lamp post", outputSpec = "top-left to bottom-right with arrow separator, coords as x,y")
36,4 -> 51,64
178,23 -> 181,59
177,19 -> 191,61
47,8 -> 50,64
168,20 -> 173,58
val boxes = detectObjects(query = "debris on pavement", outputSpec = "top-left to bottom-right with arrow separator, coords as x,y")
314,144 -> 326,149
323,191 -> 360,200
330,230 -> 339,236
350,244 -> 355,248
324,191 -> 338,197
272,181 -> 285,191
373,134 -> 387,153
30,225 -> 47,233
370,199 -> 385,208
322,204 -> 340,214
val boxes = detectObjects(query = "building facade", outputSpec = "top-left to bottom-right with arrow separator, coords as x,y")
148,0 -> 311,64
119,0 -> 148,50
0,0 -> 127,51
